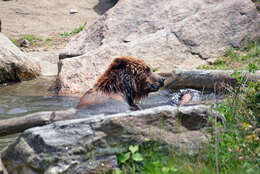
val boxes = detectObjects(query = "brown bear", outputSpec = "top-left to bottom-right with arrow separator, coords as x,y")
76,56 -> 165,116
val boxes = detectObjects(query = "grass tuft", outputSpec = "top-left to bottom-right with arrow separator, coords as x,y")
60,23 -> 86,38
151,67 -> 160,72
9,38 -> 18,46
45,37 -> 52,42
23,35 -> 43,45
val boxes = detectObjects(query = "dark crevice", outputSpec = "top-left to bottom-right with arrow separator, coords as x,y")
172,31 -> 184,46
190,51 -> 206,60
171,30 -> 198,47
59,53 -> 82,60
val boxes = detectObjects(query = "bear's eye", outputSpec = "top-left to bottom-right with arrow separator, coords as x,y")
146,67 -> 151,75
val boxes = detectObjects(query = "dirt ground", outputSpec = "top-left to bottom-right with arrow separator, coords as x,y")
0,0 -> 117,74
0,0 -> 116,39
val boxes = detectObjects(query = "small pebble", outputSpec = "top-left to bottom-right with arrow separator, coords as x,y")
70,9 -> 78,14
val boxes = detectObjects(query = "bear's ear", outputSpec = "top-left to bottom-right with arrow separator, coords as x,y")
111,57 -> 128,69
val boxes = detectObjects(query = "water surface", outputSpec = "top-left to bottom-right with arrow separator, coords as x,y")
0,76 -> 79,149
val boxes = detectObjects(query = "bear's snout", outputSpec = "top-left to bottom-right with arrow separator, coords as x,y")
149,74 -> 165,92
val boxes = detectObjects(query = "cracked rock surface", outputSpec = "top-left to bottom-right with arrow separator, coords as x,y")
55,0 -> 260,95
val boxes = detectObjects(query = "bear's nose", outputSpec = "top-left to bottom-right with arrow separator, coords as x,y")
159,77 -> 166,87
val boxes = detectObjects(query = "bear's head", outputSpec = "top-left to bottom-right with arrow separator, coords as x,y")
94,56 -> 165,106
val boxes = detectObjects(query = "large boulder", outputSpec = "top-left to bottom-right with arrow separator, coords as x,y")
1,105 -> 217,174
0,33 -> 40,84
55,0 -> 260,95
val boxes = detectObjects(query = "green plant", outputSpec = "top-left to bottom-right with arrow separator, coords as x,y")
117,145 -> 144,173
198,59 -> 228,70
9,38 -> 18,46
248,41 -> 260,58
198,41 -> 260,70
204,65 -> 260,173
45,37 -> 52,42
112,142 -> 221,174
151,67 -> 160,72
23,35 -> 42,45
60,23 -> 86,38
223,49 -> 239,61
248,62 -> 258,73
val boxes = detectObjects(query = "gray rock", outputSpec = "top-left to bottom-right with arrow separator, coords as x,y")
56,0 -> 260,95
0,153 -> 7,174
18,39 -> 30,48
26,51 -> 59,76
1,105 -> 217,174
0,33 -> 40,84
0,19 -> 1,32
165,70 -> 260,91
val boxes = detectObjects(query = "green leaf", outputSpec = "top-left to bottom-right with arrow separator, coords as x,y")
255,146 -> 260,156
152,161 -> 160,167
115,169 -> 123,174
172,168 -> 178,172
129,145 -> 139,154
248,62 -> 258,73
246,168 -> 255,174
118,152 -> 130,164
132,153 -> 144,162
162,167 -> 170,173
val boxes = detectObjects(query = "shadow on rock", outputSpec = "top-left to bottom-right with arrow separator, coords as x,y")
93,0 -> 118,15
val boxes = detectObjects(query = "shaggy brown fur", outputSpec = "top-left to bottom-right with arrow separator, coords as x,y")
76,56 -> 165,115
